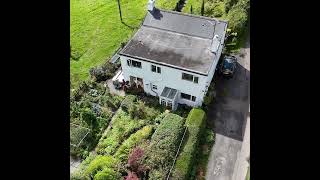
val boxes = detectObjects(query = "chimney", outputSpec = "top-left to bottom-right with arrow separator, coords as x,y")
210,35 -> 220,53
147,0 -> 155,11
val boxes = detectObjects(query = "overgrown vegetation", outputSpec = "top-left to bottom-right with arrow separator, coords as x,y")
72,95 -> 183,179
191,127 -> 215,180
172,108 -> 206,180
70,80 -> 124,159
182,0 -> 250,52
89,61 -> 120,83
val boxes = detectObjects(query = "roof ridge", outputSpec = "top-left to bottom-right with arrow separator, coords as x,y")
142,24 -> 213,40
156,8 -> 228,24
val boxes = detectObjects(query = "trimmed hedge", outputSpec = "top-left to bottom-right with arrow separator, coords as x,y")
172,108 -> 206,180
146,113 -> 185,180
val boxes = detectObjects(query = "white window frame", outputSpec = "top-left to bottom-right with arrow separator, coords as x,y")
151,64 -> 161,73
182,72 -> 199,83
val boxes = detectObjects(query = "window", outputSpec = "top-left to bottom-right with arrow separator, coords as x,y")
151,65 -> 156,72
132,60 -> 141,68
194,77 -> 199,83
182,73 -> 193,81
181,93 -> 196,102
151,65 -> 161,73
127,59 -> 141,68
152,85 -> 157,90
181,93 -> 191,100
182,73 -> 198,83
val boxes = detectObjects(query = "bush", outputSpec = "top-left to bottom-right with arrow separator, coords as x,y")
114,125 -> 153,164
84,155 -> 119,178
129,101 -> 146,119
121,95 -> 137,112
127,147 -> 146,174
93,168 -> 121,180
81,108 -> 98,130
172,108 -> 206,180
96,109 -> 149,155
146,113 -> 185,179
125,171 -> 139,180
89,62 -> 120,82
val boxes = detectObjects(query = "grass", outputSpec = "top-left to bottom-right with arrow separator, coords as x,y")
156,0 -> 178,10
192,127 -> 215,180
246,166 -> 250,180
70,0 -> 148,89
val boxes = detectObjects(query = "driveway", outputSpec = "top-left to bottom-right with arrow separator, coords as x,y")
205,35 -> 250,180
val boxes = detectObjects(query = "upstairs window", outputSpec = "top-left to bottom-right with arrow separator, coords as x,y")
151,65 -> 161,73
127,59 -> 142,68
182,73 -> 199,83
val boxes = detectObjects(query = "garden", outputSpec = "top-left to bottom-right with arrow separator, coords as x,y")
71,94 -> 185,179
71,90 -> 214,180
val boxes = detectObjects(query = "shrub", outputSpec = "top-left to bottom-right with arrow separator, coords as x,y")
128,147 -> 145,172
81,108 -> 98,130
96,109 -> 149,155
172,108 -> 206,180
146,113 -> 185,179
115,125 -> 153,164
121,95 -> 137,112
129,101 -> 146,119
84,155 -> 118,178
125,171 -> 139,180
93,168 -> 121,180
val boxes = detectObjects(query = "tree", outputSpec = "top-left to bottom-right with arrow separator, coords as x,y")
81,108 -> 98,130
128,147 -> 146,178
125,171 -> 139,180
201,0 -> 204,16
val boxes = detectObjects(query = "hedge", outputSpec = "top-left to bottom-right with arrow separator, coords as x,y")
146,113 -> 185,180
171,108 -> 206,180
114,125 -> 153,164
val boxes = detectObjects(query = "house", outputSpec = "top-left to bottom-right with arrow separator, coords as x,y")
118,3 -> 228,110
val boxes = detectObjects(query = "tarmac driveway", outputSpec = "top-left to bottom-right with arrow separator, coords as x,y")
205,38 -> 250,180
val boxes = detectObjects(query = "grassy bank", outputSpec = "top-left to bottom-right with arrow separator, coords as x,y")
70,0 -> 148,88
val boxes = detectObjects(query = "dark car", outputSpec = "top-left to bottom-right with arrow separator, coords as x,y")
218,55 -> 237,77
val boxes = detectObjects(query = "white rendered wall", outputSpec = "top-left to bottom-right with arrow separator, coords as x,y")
120,56 -> 218,107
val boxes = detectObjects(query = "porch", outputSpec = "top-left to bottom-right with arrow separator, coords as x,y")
159,87 -> 179,111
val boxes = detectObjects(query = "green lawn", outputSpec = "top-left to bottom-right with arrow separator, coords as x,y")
70,0 -> 148,89
155,0 -> 178,10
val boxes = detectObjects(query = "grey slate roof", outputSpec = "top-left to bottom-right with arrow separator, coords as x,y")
119,8 -> 228,75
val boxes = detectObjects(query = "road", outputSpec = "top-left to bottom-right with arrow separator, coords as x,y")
205,36 -> 250,180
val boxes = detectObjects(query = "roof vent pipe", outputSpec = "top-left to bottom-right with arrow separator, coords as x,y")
147,0 -> 155,11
